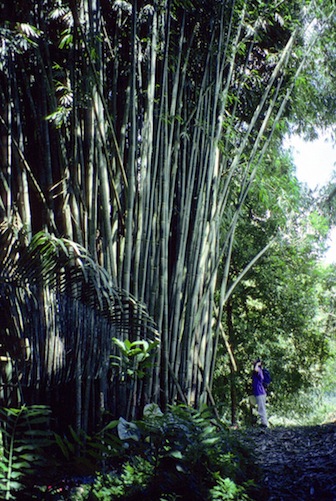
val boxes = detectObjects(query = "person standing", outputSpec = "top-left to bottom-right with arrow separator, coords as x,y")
252,358 -> 268,428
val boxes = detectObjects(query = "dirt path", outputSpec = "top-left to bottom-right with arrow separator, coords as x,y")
246,422 -> 336,500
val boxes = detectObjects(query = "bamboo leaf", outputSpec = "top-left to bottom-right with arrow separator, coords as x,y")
100,420 -> 119,432
54,433 -> 70,460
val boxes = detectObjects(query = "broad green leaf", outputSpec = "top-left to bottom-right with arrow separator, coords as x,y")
168,450 -> 183,459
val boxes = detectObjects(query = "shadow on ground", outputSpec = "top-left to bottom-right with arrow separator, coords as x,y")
244,421 -> 336,500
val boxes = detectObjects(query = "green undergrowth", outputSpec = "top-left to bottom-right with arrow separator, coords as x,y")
0,404 -> 262,500
267,391 -> 336,427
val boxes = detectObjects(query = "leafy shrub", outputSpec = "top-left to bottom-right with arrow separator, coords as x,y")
83,457 -> 154,500
67,405 -> 257,500
210,474 -> 251,500
53,419 -> 122,475
0,404 -> 258,500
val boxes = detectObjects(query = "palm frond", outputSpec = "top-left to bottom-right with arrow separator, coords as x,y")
0,218 -> 159,392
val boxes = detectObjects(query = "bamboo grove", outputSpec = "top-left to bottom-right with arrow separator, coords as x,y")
0,0 -> 332,430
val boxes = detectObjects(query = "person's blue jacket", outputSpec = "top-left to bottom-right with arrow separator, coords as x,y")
252,367 -> 266,396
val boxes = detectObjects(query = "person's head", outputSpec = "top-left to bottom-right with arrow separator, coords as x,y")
253,358 -> 262,369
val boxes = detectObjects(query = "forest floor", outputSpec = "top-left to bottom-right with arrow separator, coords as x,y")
244,420 -> 336,500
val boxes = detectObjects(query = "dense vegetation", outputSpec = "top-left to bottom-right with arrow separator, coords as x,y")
1,0 -> 336,498
0,403 -> 261,500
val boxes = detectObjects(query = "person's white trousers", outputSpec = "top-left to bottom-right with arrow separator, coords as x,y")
256,394 -> 268,426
